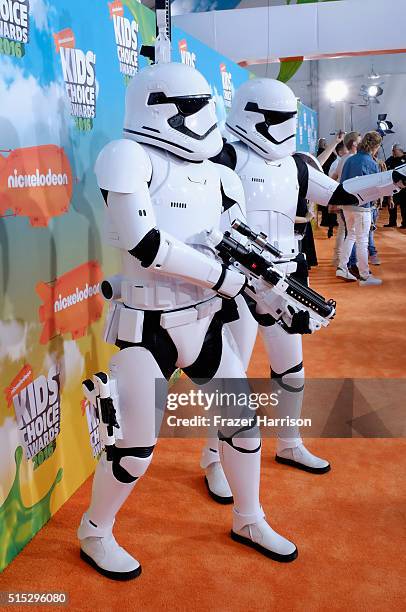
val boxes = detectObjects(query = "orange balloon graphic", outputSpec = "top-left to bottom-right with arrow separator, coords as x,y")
0,145 -> 73,226
36,261 -> 104,344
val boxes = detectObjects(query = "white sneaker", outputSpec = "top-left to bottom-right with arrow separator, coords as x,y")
204,461 -> 233,504
359,275 -> 382,286
369,254 -> 381,265
78,513 -> 141,580
231,509 -> 298,562
336,267 -> 357,281
275,443 -> 331,474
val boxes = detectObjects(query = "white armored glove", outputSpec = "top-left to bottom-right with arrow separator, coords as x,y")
393,164 -> 406,189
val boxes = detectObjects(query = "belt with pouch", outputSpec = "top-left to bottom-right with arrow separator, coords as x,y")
107,296 -> 223,346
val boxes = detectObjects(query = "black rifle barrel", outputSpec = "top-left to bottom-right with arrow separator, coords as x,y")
232,219 -> 283,258
217,232 -> 335,319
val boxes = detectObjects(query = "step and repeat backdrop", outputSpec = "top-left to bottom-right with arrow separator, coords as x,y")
0,0 -> 317,572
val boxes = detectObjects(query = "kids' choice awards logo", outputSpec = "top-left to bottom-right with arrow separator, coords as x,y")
6,363 -> 61,469
178,39 -> 196,68
0,144 -> 72,226
53,28 -> 97,131
220,63 -> 233,108
81,398 -> 102,459
36,260 -> 104,344
0,0 -> 29,59
108,1 -> 139,83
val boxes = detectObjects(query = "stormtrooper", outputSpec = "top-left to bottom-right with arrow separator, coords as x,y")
201,77 -> 406,503
76,63 -> 331,580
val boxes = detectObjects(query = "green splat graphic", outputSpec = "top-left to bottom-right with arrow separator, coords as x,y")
277,58 -> 304,83
0,446 -> 63,572
169,368 -> 182,387
124,0 -> 156,45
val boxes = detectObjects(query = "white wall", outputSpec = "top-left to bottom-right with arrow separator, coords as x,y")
252,53 -> 406,156
174,0 -> 406,65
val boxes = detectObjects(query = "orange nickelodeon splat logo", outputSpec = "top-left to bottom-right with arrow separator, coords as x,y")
0,145 -> 73,226
108,1 -> 124,18
179,39 -> 187,53
53,28 -> 76,53
4,364 -> 34,407
36,261 -> 104,344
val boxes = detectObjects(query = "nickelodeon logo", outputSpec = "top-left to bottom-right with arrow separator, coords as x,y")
54,282 -> 101,313
0,145 -> 72,226
53,28 -> 75,52
8,168 -> 69,189
36,261 -> 104,344
4,364 -> 33,407
108,0 -> 124,18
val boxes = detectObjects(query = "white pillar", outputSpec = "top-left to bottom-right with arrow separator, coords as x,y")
335,101 -> 347,133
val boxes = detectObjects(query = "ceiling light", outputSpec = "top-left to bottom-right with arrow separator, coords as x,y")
368,85 -> 383,98
377,114 -> 395,136
326,80 -> 348,103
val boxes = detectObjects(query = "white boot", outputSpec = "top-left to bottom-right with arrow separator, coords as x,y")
204,462 -> 233,504
276,443 -> 331,474
231,508 -> 297,563
201,442 -> 233,504
78,513 -> 141,580
219,438 -> 298,561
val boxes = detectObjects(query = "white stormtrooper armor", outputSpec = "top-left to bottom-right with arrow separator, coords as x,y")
227,143 -> 301,263
78,64 -> 305,581
201,77 -> 406,502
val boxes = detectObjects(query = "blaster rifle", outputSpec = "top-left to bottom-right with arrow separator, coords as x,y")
209,223 -> 336,329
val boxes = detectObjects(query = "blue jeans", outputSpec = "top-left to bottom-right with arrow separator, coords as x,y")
348,208 -> 378,264
349,243 -> 357,267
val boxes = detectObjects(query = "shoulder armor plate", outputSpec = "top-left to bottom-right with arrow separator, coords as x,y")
95,139 -> 152,193
294,151 -> 323,173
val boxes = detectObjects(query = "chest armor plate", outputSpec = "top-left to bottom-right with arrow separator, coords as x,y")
233,142 -> 300,258
147,146 -> 222,241
119,146 -> 223,310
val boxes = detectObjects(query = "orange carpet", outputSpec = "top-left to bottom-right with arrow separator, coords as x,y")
1,215 -> 406,611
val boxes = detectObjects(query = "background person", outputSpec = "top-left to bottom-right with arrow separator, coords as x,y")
317,132 -> 344,170
317,137 -> 327,156
367,157 -> 388,266
384,144 -> 406,228
336,131 -> 383,286
328,139 -> 348,179
317,136 -> 338,176
318,133 -> 345,231
330,131 -> 361,181
326,139 -> 348,238
330,131 -> 362,269
349,154 -> 386,276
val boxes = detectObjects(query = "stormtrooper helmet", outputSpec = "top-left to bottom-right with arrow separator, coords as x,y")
123,62 -> 223,162
226,78 -> 298,160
